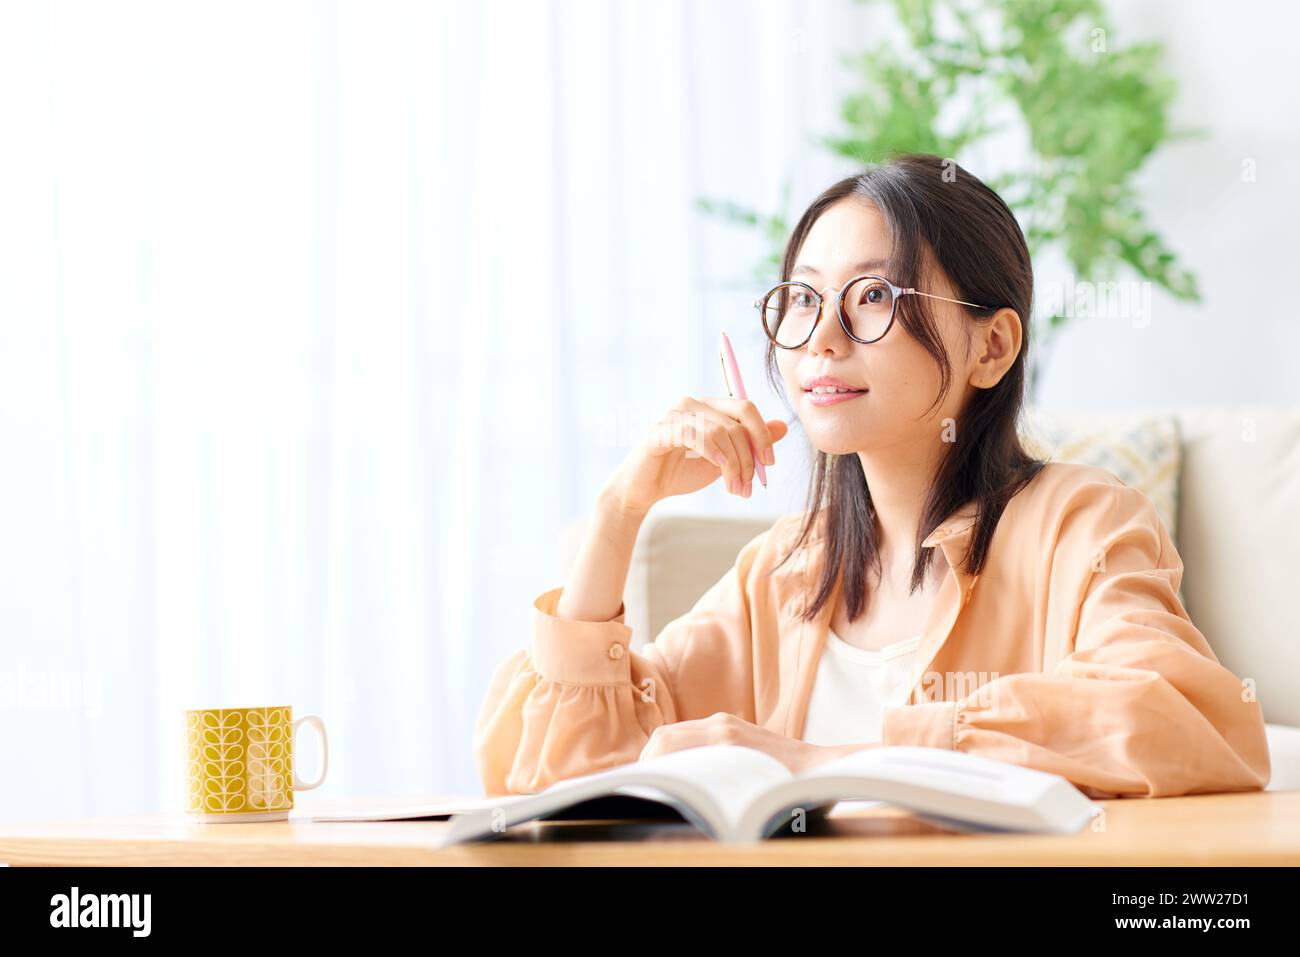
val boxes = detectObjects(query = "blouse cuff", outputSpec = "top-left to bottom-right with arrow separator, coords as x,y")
880,700 -> 958,750
529,586 -> 635,685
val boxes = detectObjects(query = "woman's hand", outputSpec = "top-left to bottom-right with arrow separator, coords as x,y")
605,395 -> 789,516
637,712 -> 874,775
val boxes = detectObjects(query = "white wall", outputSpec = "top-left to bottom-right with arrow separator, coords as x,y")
1036,0 -> 1300,410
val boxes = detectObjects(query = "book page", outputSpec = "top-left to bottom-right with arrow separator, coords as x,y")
436,744 -> 795,846
801,746 -> 1032,801
612,744 -> 794,838
752,745 -> 1097,835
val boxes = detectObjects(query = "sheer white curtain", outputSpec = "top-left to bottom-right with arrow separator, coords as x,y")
0,0 -> 865,820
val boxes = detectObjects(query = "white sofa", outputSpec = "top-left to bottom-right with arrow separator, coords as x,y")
559,405 -> 1300,790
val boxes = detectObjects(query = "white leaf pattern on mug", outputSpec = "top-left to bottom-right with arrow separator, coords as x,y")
186,706 -> 300,815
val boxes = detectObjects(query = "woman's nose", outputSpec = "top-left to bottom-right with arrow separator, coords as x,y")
806,290 -> 849,355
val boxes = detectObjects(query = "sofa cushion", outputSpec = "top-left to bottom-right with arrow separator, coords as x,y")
1265,724 -> 1300,791
1019,406 -> 1182,545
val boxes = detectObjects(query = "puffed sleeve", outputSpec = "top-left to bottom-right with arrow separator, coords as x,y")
880,474 -> 1272,799
473,524 -> 777,796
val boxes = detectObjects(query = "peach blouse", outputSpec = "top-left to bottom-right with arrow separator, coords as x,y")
474,461 -> 1271,800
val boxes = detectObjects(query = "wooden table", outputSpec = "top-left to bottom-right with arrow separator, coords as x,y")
2,791 -> 1297,866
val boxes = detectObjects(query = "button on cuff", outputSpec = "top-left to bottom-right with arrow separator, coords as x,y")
530,586 -> 634,685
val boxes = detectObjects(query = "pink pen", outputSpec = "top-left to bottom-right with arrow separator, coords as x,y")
719,331 -> 768,488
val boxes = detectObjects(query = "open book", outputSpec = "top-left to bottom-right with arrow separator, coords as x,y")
435,744 -> 1099,846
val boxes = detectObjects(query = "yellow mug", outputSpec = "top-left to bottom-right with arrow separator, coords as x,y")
185,705 -> 328,822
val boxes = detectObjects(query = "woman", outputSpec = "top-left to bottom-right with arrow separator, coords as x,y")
474,153 -> 1271,800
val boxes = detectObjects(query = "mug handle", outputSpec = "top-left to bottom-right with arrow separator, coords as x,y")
292,715 -> 329,791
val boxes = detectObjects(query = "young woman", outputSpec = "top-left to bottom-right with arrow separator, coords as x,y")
474,153 -> 1270,801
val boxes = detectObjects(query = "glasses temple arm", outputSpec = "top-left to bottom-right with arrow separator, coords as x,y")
906,289 -> 991,310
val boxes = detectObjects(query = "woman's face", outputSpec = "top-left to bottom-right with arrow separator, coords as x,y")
774,198 -> 983,457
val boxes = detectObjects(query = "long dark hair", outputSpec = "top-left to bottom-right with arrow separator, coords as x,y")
765,153 -> 1048,623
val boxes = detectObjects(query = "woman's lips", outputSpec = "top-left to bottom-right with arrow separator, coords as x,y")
804,388 -> 867,407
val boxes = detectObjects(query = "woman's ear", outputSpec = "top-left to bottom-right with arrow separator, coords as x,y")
972,307 -> 1022,388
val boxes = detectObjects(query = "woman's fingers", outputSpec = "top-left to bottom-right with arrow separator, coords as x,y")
693,428 -> 730,474
667,395 -> 779,497
695,396 -> 775,475
658,409 -> 741,493
695,414 -> 745,494
670,399 -> 749,495
702,415 -> 750,493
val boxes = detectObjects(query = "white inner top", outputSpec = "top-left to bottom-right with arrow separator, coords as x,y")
800,627 -> 922,747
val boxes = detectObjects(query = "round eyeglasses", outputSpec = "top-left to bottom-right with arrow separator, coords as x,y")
752,275 -> 992,349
